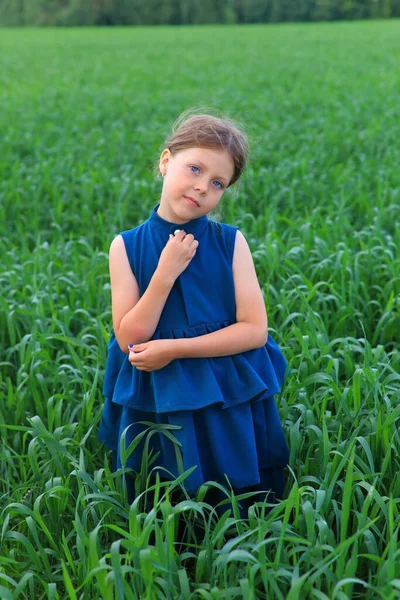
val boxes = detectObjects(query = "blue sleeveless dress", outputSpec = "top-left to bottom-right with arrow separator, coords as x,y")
99,204 -> 291,504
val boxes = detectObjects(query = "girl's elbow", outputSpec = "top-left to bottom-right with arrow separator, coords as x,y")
114,331 -> 130,354
246,322 -> 267,348
258,325 -> 268,347
115,325 -> 147,354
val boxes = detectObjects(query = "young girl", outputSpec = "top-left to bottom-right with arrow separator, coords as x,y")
98,110 -> 291,518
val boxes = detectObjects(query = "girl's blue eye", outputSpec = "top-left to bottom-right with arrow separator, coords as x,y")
190,165 -> 223,189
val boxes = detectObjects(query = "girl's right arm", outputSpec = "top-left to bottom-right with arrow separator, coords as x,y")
109,235 -> 176,354
109,230 -> 199,354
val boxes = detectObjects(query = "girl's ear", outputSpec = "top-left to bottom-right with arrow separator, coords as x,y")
159,148 -> 171,175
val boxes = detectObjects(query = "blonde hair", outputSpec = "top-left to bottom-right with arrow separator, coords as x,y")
157,108 -> 249,187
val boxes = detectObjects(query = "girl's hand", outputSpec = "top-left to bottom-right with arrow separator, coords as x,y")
157,230 -> 199,282
128,339 -> 176,371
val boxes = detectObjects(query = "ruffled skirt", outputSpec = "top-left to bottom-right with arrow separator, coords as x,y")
98,326 -> 291,509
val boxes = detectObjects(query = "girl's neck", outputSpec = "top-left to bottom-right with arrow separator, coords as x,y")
156,198 -> 205,225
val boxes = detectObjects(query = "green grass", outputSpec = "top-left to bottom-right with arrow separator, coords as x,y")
1,20 -> 400,599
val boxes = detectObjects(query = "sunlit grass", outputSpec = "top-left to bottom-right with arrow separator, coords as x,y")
0,20 -> 400,599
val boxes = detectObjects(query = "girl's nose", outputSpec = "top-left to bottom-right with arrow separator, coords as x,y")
194,179 -> 207,194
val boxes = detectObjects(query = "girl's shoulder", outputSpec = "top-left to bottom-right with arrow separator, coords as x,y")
206,219 -> 240,262
115,222 -> 149,269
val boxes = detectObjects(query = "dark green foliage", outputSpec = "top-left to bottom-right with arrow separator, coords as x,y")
0,0 -> 399,25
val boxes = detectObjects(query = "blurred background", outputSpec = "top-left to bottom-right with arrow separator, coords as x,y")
1,3 -> 400,598
1,0 -> 400,26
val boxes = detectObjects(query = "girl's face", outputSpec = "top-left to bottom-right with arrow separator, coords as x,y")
158,146 -> 235,224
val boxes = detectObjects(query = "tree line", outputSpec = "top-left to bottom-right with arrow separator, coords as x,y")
0,0 -> 399,26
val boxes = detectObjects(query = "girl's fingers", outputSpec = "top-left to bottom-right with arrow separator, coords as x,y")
129,356 -> 147,366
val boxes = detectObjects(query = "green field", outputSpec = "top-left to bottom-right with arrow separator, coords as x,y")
1,21 -> 400,599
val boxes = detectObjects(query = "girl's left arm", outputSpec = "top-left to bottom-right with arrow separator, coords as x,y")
172,230 -> 268,358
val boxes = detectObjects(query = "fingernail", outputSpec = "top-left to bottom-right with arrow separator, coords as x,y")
128,344 -> 134,349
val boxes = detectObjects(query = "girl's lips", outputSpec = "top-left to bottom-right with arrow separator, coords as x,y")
184,196 -> 199,207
